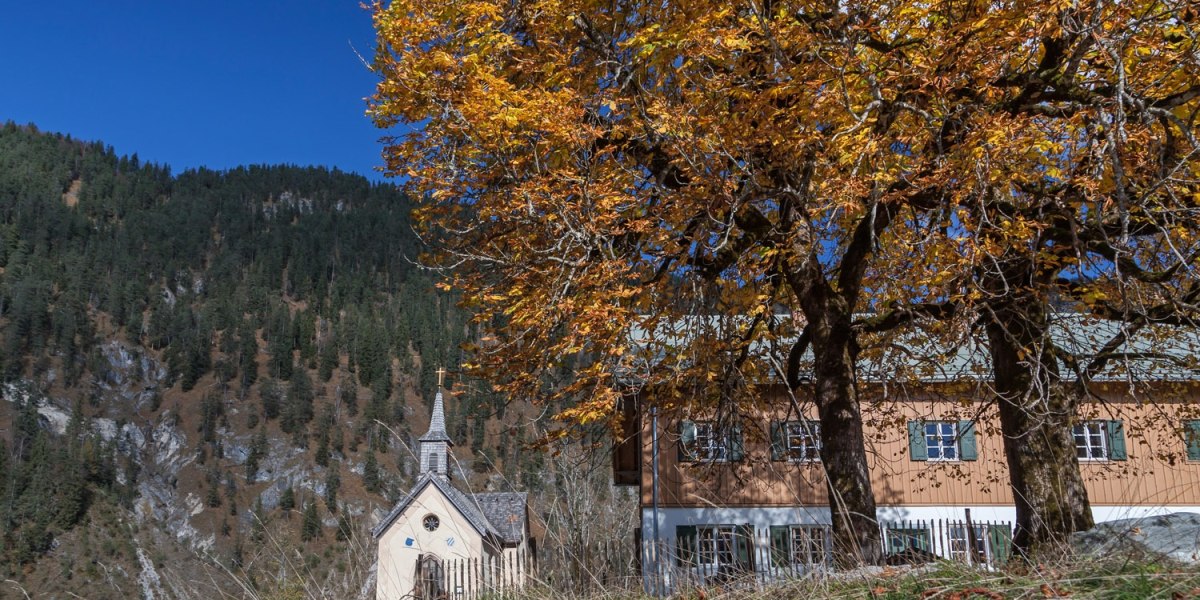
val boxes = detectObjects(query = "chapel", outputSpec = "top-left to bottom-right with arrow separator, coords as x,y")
374,373 -> 534,599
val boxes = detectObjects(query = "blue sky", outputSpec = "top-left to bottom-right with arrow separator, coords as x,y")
0,2 -> 393,181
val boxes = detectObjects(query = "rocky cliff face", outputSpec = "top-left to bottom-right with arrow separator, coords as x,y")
0,126 -> 524,597
1,336 -> 406,598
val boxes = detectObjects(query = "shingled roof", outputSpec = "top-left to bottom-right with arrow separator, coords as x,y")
474,492 -> 528,545
372,474 -> 500,540
418,390 -> 452,443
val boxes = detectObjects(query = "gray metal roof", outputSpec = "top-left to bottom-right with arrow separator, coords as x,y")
860,314 -> 1200,383
625,313 -> 1200,384
474,492 -> 528,545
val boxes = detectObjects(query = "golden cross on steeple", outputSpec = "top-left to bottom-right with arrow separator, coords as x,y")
436,367 -> 446,388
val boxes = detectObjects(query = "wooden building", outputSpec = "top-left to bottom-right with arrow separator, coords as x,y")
612,316 -> 1200,587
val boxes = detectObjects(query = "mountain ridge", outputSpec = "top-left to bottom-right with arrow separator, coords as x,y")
0,121 -> 550,596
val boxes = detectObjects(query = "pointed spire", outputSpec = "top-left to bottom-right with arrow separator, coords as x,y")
419,370 -> 453,478
419,387 -> 451,443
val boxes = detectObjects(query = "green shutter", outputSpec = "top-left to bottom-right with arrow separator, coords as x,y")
769,525 -> 790,567
1187,421 -> 1200,461
735,524 -> 755,571
987,524 -> 1012,566
908,421 -> 928,461
676,525 -> 696,566
769,421 -> 785,461
678,420 -> 696,463
729,424 -> 745,462
1107,420 -> 1127,461
958,420 -> 977,461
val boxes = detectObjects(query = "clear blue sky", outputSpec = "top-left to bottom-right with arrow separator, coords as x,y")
0,2 -> 393,181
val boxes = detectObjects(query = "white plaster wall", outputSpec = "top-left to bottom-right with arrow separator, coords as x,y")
638,503 -> 1200,591
377,485 -> 485,600
639,506 -> 832,592
640,504 -> 1200,546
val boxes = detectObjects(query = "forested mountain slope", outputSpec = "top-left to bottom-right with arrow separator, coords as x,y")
0,122 -> 571,596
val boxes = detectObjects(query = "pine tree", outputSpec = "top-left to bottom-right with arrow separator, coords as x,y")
300,500 -> 320,542
282,368 -> 314,434
363,450 -> 381,495
278,485 -> 295,516
206,481 -> 223,508
224,470 -> 238,505
245,429 -> 268,483
339,380 -> 358,417
266,306 -> 294,380
260,378 -> 282,421
324,467 -> 340,513
251,496 -> 267,543
336,508 -> 352,542
238,321 -> 259,392
317,333 -> 339,382
314,432 -> 330,468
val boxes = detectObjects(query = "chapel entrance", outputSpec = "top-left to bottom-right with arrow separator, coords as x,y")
413,553 -> 446,599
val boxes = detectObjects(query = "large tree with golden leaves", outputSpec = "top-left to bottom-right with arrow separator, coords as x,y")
856,0 -> 1200,555
372,0 -> 1200,562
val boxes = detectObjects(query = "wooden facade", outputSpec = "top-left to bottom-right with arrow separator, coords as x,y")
616,383 -> 1200,511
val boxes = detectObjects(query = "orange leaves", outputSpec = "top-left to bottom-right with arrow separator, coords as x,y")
370,0 -> 1200,432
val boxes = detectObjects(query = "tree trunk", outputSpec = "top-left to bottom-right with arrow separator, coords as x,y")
983,260 -> 1093,557
810,305 -> 883,566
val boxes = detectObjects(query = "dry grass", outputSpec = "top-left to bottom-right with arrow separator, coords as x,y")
209,553 -> 1200,600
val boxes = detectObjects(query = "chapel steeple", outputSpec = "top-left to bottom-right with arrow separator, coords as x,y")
418,368 -> 452,478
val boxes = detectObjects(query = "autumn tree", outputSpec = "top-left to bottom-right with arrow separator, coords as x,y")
370,0 -> 925,564
371,0 -> 1200,563
855,0 -> 1200,555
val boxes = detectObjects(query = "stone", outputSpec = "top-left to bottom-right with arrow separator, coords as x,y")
1072,512 -> 1200,564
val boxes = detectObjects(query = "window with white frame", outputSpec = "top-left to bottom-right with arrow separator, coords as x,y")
790,526 -> 828,566
925,421 -> 959,461
785,421 -> 821,462
694,422 -> 730,462
697,525 -> 737,567
1073,421 -> 1107,460
947,524 -> 987,562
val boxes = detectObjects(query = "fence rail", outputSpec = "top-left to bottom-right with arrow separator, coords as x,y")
413,549 -> 533,600
403,516 -> 1014,598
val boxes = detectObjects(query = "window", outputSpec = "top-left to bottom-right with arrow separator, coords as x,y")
679,421 -> 744,462
697,525 -> 737,567
947,524 -> 987,562
695,423 -> 729,462
769,525 -> 830,568
885,527 -> 932,555
908,420 -> 977,462
423,514 -> 440,532
676,524 -> 754,572
1072,420 -> 1126,461
926,422 -> 959,461
1073,421 -> 1107,460
1185,420 -> 1200,461
771,420 -> 821,462
790,526 -> 828,566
